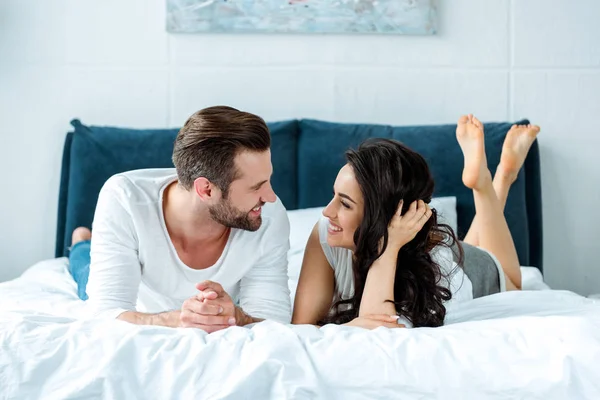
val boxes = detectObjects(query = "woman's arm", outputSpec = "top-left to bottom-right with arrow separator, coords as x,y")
292,223 -> 409,330
358,200 -> 432,317
291,223 -> 335,325
358,246 -> 401,317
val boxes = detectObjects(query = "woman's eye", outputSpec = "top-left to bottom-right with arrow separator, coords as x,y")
341,201 -> 350,209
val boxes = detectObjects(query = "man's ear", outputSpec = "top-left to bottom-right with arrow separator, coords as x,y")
193,177 -> 220,203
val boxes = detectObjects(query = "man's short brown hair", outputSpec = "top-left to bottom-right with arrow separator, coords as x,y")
172,106 -> 271,196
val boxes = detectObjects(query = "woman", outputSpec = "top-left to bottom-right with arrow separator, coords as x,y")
291,115 -> 540,329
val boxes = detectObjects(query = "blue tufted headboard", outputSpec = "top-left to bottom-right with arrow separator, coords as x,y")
55,118 -> 543,271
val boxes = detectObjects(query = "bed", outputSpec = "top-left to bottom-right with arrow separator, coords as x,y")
1,118 -> 599,399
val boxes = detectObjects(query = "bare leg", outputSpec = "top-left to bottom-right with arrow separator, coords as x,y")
72,227 -> 92,246
463,123 -> 541,246
456,115 -> 522,289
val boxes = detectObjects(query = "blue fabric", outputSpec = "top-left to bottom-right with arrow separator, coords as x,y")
265,120 -> 299,210
55,118 -> 543,271
68,240 -> 91,301
297,119 -> 536,269
523,140 -> 543,270
55,132 -> 73,258
55,119 -> 299,258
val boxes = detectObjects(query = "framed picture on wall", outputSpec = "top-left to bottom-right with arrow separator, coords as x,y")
167,0 -> 437,35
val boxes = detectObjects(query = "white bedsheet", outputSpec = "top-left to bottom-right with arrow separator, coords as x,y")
1,258 -> 600,399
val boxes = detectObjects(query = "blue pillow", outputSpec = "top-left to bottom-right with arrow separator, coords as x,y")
297,119 -> 532,267
57,119 -> 298,257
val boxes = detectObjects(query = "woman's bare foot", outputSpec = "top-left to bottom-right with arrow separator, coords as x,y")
456,114 -> 492,190
72,227 -> 91,246
496,123 -> 541,183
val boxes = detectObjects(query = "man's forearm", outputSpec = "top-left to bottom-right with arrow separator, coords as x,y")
118,307 -> 262,328
118,310 -> 181,327
358,248 -> 399,317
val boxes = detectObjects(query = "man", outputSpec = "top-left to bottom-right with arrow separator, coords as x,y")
79,106 -> 291,333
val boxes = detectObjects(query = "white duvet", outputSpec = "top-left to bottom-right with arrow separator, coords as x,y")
1,258 -> 600,400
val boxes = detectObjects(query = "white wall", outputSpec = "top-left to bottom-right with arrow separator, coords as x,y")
0,0 -> 599,295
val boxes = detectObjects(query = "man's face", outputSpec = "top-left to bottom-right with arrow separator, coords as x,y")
209,150 -> 277,231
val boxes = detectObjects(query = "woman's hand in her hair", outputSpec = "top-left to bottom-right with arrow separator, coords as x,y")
383,199 -> 433,252
342,314 -> 405,330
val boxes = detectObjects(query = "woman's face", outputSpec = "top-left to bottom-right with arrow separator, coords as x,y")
322,164 -> 364,251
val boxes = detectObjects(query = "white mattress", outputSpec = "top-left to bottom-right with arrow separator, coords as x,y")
1,258 -> 599,399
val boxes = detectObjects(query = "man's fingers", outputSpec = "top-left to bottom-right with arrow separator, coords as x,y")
182,298 -> 231,322
199,315 -> 237,326
196,290 -> 218,301
202,298 -> 236,318
199,302 -> 223,315
186,300 -> 223,315
180,310 -> 236,327
179,309 -> 206,326
195,280 -> 224,294
201,296 -> 231,308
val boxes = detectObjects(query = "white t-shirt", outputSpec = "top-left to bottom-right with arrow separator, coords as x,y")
317,216 -> 473,324
86,169 -> 291,324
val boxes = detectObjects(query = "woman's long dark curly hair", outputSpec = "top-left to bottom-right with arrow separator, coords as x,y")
322,138 -> 463,328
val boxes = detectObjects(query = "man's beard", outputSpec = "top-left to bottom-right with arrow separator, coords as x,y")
209,198 -> 263,232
